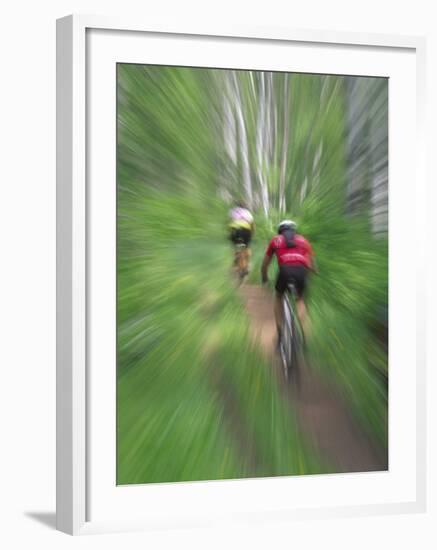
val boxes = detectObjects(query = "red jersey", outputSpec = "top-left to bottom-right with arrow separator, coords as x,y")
265,234 -> 313,268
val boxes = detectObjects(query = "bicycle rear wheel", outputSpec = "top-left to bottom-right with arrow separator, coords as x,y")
280,291 -> 302,384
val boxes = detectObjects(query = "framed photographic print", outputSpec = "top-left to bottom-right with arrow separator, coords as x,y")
56,14 -> 427,535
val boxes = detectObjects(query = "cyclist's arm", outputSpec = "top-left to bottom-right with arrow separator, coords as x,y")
261,239 -> 275,283
261,254 -> 272,283
307,241 -> 318,273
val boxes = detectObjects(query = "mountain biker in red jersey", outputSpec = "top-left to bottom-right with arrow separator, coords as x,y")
261,220 -> 315,343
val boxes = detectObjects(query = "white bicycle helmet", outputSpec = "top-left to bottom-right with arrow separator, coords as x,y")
277,219 -> 297,233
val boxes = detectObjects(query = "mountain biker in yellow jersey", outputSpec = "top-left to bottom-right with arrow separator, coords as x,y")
228,201 -> 255,276
261,220 -> 315,343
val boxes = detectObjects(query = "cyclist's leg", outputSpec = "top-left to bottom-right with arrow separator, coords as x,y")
296,297 -> 309,337
293,267 -> 310,339
242,249 -> 249,275
238,247 -> 246,274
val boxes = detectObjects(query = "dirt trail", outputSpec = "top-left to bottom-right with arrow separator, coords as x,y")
240,283 -> 388,473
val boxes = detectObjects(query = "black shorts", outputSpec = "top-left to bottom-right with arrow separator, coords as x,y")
230,227 -> 252,246
275,265 -> 308,297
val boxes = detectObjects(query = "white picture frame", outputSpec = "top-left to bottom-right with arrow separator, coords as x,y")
56,14 -> 427,536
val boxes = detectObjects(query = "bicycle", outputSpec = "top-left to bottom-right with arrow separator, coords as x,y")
279,283 -> 304,384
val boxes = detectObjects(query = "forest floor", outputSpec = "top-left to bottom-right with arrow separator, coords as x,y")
239,283 -> 388,473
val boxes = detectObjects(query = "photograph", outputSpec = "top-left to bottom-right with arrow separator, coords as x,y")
116,63 -> 389,485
